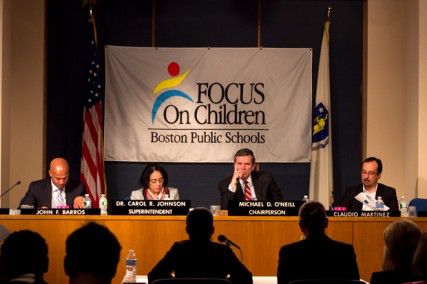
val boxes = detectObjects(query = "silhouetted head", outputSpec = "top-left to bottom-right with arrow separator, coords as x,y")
0,230 -> 48,279
64,222 -> 121,282
186,207 -> 214,241
298,201 -> 328,236
382,219 -> 421,272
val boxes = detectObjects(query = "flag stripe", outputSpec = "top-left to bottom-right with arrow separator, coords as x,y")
80,12 -> 106,207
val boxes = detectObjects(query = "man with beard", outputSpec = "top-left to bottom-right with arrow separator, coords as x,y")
340,157 -> 398,211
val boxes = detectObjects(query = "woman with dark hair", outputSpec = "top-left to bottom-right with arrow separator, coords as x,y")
130,164 -> 179,200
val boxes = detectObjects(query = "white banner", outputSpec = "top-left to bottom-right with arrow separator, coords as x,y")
105,47 -> 312,162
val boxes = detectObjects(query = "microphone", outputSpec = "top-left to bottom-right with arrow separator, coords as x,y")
218,234 -> 241,249
0,181 -> 21,198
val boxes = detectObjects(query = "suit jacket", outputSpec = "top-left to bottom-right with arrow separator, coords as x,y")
218,171 -> 283,209
148,240 -> 253,284
130,187 -> 180,200
339,183 -> 399,211
19,178 -> 84,209
277,234 -> 360,284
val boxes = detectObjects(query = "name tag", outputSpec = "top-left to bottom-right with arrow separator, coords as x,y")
227,201 -> 304,216
327,211 -> 401,217
111,200 -> 191,215
15,209 -> 101,215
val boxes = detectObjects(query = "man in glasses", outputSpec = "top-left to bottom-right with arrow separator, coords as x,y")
339,156 -> 398,211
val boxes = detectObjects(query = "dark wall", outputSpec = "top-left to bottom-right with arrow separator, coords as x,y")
47,0 -> 363,208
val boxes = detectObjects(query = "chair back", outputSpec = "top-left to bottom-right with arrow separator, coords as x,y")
409,198 -> 427,211
289,280 -> 366,284
151,278 -> 232,284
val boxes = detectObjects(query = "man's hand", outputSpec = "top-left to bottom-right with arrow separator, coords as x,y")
73,196 -> 84,208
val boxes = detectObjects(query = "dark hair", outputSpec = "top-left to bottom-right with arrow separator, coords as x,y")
234,148 -> 255,164
413,232 -> 427,278
64,222 -> 121,281
186,207 -> 214,241
0,230 -> 48,278
362,157 -> 383,174
139,163 -> 169,188
298,201 -> 328,234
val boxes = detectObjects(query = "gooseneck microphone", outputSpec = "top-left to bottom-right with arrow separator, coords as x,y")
218,234 -> 241,249
218,234 -> 243,260
0,181 -> 21,199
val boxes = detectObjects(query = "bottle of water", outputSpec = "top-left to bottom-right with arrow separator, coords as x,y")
375,196 -> 385,211
399,196 -> 408,217
99,194 -> 108,215
83,194 -> 92,209
302,195 -> 309,202
122,249 -> 137,283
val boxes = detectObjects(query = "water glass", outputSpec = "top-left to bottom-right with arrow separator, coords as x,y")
210,205 -> 221,216
408,205 -> 417,218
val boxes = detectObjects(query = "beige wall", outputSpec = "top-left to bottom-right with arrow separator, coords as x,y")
0,0 -> 45,208
418,0 -> 427,197
366,0 -> 426,200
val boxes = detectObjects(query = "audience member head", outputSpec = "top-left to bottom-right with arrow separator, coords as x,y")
49,157 -> 70,189
298,201 -> 328,237
64,222 -> 121,284
382,220 -> 422,273
412,232 -> 427,278
0,230 -> 48,280
139,163 -> 169,190
186,207 -> 214,241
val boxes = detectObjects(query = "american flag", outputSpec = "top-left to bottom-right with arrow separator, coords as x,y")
80,10 -> 105,207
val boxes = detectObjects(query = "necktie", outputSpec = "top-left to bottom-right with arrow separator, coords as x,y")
244,180 -> 252,201
56,189 -> 66,207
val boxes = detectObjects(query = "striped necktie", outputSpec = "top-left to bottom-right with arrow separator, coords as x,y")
56,189 -> 66,207
244,180 -> 252,201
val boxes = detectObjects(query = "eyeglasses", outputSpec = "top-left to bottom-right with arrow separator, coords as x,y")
361,171 -> 378,176
149,178 -> 164,184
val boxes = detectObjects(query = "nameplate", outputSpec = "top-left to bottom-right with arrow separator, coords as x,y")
327,211 -> 401,217
0,209 -> 101,215
110,200 -> 191,215
227,201 -> 304,216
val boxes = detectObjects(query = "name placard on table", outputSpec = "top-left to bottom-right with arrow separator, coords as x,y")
227,201 -> 304,216
327,211 -> 403,217
0,208 -> 100,215
111,200 -> 191,215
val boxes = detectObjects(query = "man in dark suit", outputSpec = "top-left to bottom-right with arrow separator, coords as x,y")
218,148 -> 283,209
19,157 -> 85,209
277,201 -> 360,284
148,207 -> 253,284
340,157 -> 399,211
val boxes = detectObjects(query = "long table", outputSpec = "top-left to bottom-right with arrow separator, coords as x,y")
1,215 -> 426,283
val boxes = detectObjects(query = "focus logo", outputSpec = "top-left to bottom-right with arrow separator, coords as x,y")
151,62 -> 193,124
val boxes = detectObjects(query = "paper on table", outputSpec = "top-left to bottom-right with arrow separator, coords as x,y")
354,192 -> 390,211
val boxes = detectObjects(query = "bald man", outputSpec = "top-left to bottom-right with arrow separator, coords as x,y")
19,158 -> 85,209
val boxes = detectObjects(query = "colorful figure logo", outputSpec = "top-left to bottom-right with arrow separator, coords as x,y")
151,62 -> 193,124
312,102 -> 329,150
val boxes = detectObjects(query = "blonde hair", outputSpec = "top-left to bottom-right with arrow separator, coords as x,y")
382,220 -> 422,272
